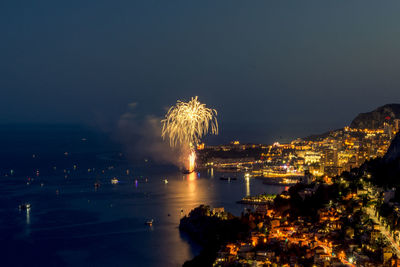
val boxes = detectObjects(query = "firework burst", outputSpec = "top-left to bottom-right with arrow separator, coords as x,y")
161,96 -> 218,171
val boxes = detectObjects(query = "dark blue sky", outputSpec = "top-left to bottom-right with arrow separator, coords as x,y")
1,1 -> 400,140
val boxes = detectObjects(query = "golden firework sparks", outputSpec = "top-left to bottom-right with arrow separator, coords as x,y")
161,96 -> 218,147
161,96 -> 218,171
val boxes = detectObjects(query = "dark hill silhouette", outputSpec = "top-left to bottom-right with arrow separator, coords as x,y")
350,104 -> 400,129
359,131 -> 400,187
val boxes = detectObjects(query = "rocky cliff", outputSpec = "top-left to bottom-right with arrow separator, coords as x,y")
350,104 -> 400,129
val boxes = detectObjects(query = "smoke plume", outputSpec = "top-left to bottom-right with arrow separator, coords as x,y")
117,102 -> 187,168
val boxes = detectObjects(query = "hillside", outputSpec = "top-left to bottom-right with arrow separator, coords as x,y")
359,131 -> 400,187
350,104 -> 400,129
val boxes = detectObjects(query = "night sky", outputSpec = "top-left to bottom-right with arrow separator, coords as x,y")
2,1 -> 400,141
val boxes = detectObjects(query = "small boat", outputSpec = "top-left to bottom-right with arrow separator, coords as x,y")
145,219 -> 153,226
182,169 -> 193,174
111,177 -> 119,184
19,203 -> 31,211
164,179 -> 168,184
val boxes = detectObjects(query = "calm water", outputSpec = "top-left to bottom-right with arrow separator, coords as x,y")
0,125 -> 285,267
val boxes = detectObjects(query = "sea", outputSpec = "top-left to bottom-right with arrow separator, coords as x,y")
0,124 -> 288,267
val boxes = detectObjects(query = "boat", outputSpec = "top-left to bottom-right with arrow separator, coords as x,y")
111,177 -> 119,184
145,219 -> 153,226
19,203 -> 31,211
237,194 -> 276,205
182,169 -> 193,174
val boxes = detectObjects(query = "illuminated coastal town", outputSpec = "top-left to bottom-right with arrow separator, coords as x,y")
198,122 -> 398,181
180,106 -> 400,266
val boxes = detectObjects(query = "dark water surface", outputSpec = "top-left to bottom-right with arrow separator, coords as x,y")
0,125 -> 285,267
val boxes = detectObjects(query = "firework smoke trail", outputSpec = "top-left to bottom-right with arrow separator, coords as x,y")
161,96 -> 218,171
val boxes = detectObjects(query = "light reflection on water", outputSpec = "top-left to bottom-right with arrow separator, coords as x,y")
26,209 -> 30,225
2,168 -> 285,267
245,177 -> 250,196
